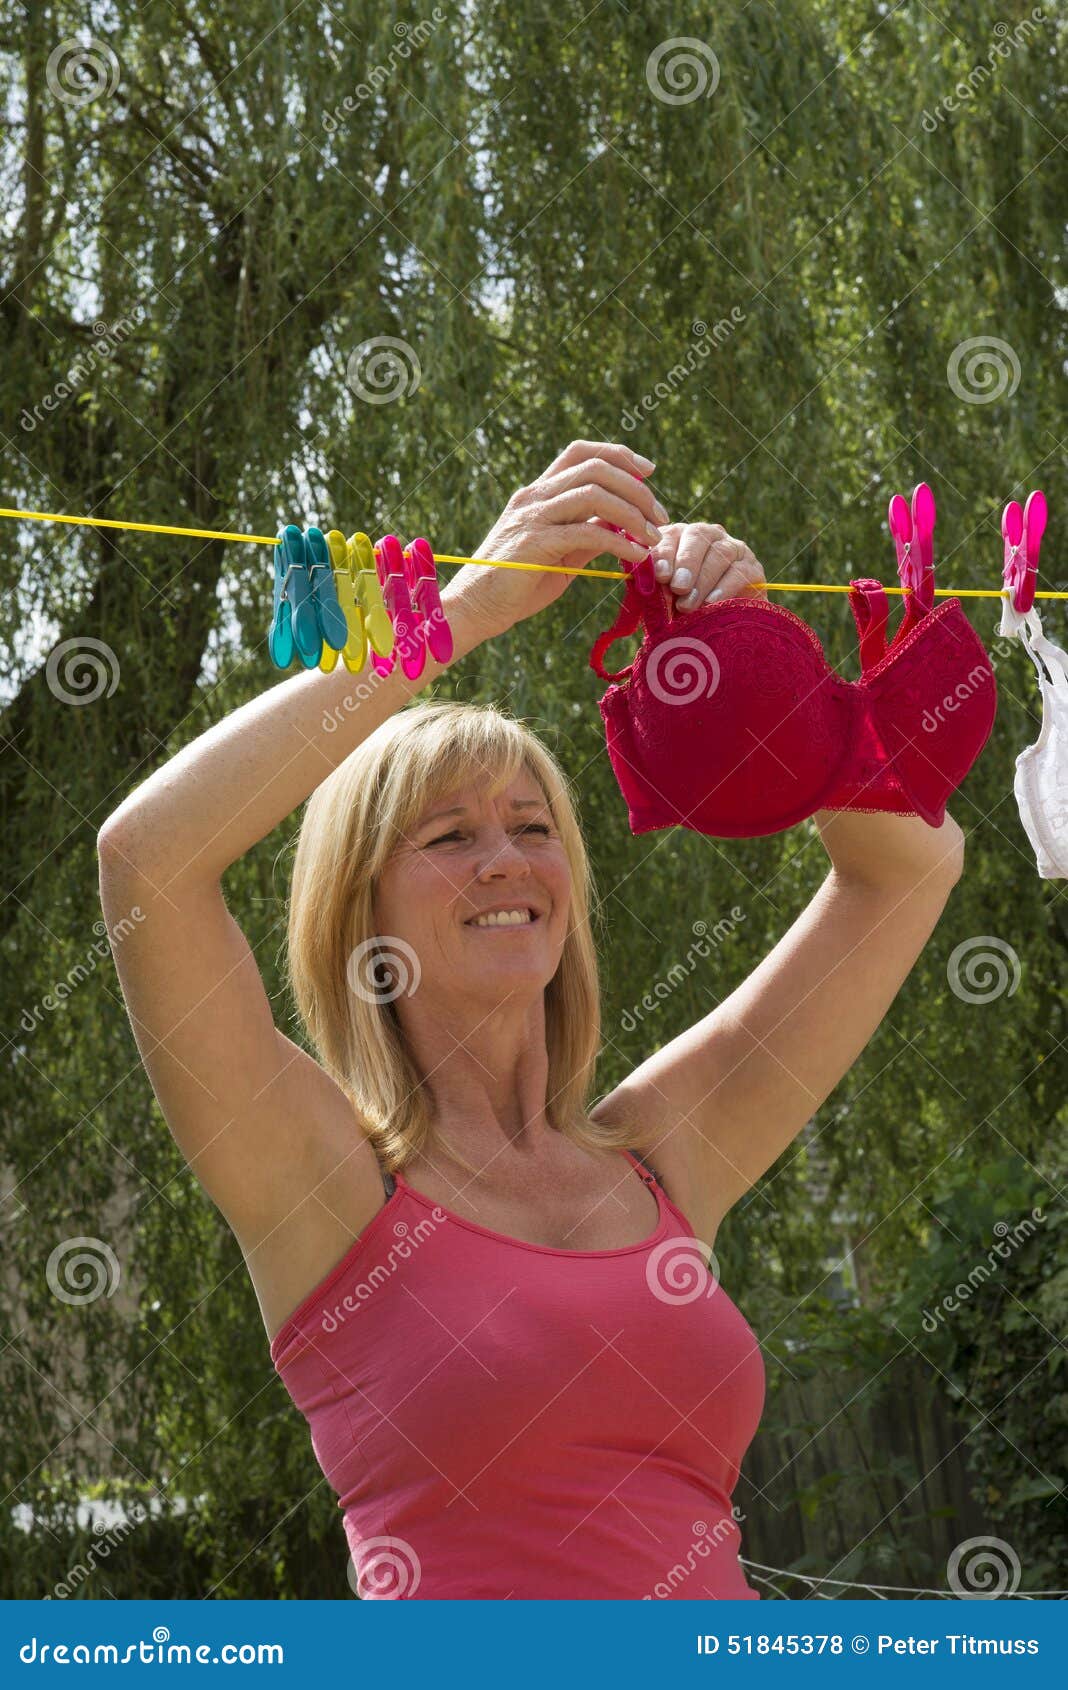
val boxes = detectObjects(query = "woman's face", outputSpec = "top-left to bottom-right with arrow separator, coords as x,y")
372,770 -> 573,1008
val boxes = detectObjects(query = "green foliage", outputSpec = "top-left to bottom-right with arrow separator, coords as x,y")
3,0 -> 1066,1598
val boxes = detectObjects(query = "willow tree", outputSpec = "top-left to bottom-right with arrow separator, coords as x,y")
2,0 -> 1065,1596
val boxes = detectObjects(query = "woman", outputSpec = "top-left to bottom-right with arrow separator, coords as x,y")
97,439 -> 964,1600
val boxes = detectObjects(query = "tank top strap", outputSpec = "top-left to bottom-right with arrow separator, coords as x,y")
623,1146 -> 660,1188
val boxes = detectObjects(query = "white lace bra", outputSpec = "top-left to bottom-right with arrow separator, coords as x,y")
1000,598 -> 1068,880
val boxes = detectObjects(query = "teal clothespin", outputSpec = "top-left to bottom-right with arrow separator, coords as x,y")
279,524 -> 322,668
305,525 -> 351,652
269,528 -> 297,668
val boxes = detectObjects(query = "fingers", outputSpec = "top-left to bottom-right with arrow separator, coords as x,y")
651,522 -> 767,611
543,456 -> 668,532
546,438 -> 656,484
543,482 -> 665,550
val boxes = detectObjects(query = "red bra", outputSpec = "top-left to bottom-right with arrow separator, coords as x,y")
590,569 -> 997,839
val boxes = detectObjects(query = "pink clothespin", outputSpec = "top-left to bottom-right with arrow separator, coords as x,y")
375,534 -> 426,680
887,482 -> 936,614
404,537 -> 453,664
1002,490 -> 1047,614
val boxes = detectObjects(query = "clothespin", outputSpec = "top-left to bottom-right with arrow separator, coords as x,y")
1002,490 -> 1047,616
269,525 -> 322,669
322,529 -> 367,674
887,482 -> 936,620
305,526 -> 351,664
375,534 -> 426,680
404,537 -> 453,663
349,531 -> 395,676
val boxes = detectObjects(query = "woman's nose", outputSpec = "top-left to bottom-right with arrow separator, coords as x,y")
473,830 -> 532,876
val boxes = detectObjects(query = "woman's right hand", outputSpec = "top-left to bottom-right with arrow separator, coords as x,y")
441,439 -> 670,645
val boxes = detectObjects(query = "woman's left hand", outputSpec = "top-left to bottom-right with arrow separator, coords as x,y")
650,522 -> 767,611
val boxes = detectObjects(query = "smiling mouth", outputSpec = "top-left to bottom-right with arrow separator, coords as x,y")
464,908 -> 541,929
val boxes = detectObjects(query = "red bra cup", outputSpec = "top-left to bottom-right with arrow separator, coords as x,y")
590,569 -> 997,838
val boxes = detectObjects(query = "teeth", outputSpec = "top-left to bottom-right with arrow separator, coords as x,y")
469,909 -> 534,927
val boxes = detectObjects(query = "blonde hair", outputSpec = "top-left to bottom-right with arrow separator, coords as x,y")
285,699 -> 635,1177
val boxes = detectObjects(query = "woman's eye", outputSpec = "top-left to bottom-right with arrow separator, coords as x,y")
428,829 -> 463,844
521,823 -> 552,836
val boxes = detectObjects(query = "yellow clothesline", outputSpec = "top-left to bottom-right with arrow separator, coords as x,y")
1,504 -> 1063,600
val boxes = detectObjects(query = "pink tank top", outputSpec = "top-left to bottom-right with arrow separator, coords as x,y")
269,1147 -> 765,1599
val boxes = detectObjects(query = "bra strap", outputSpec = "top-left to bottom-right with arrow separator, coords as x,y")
1020,611 -> 1068,693
849,578 -> 890,672
589,563 -> 675,681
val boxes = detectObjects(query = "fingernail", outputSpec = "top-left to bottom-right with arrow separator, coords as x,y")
645,521 -> 662,543
652,499 -> 670,524
706,587 -> 724,602
654,558 -> 672,578
634,454 -> 656,474
673,568 -> 692,590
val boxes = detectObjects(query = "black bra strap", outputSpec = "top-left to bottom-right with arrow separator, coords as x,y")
382,1167 -> 397,1198
627,1148 -> 661,1187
